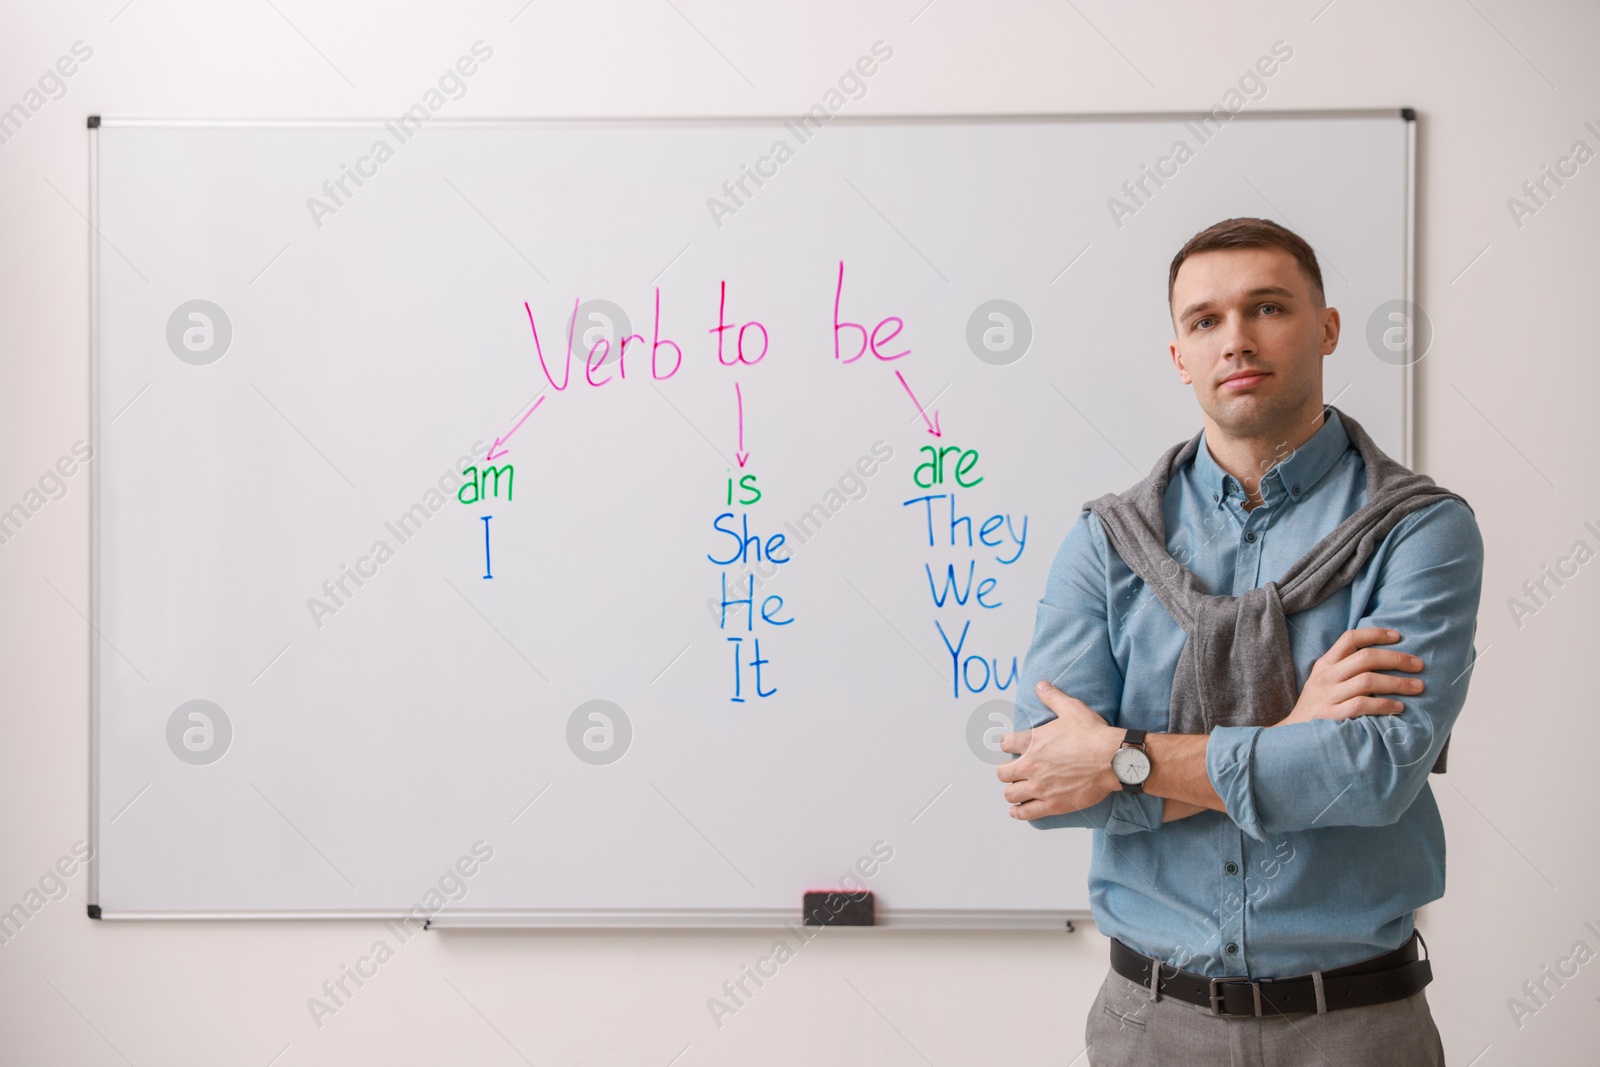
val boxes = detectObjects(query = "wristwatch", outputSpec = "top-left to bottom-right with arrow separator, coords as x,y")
1110,728 -> 1152,794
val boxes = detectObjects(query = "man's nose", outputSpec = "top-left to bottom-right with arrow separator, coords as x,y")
1217,315 -> 1258,359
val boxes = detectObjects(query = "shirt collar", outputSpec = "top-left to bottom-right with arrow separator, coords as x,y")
1190,407 -> 1351,507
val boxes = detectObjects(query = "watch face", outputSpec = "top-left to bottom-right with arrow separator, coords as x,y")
1111,746 -> 1151,785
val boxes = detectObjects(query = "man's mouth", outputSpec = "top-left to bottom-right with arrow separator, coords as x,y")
1220,371 -> 1270,391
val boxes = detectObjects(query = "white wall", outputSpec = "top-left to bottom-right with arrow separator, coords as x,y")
2,1 -> 1596,1063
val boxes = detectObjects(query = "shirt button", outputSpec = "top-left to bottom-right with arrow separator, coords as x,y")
1225,861 -> 1239,875
1213,492 -> 1220,502
1225,942 -> 1239,955
1244,531 -> 1257,543
1291,484 -> 1301,495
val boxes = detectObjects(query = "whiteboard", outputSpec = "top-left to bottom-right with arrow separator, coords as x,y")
88,111 -> 1415,925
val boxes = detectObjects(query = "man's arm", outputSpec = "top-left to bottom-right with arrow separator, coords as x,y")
1185,500 -> 1482,841
1016,624 -> 1435,820
1006,501 -> 1481,834
1162,799 -> 1209,821
1144,736 -> 1224,811
1002,510 -> 1169,834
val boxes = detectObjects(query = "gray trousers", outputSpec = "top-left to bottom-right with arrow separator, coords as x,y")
1085,966 -> 1446,1066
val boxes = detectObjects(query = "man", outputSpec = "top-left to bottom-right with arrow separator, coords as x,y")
996,217 -> 1482,1065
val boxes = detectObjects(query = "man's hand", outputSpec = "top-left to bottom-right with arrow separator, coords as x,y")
996,681 -> 1123,821
1275,627 -> 1425,728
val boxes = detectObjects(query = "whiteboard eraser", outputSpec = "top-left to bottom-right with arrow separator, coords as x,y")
802,890 -> 874,926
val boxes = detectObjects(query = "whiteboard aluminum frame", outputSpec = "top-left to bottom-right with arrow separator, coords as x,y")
87,118 -> 103,911
86,107 -> 1418,926
87,108 -> 1408,128
1404,111 -> 1418,467
88,908 -> 1085,930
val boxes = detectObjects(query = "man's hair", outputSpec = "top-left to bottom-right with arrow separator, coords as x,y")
1167,217 -> 1326,316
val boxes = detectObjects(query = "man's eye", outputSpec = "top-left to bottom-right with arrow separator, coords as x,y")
1194,317 -> 1214,330
1259,304 -> 1281,315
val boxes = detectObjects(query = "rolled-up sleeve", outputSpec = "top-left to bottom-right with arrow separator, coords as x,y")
1207,499 -> 1484,842
1014,510 -> 1167,834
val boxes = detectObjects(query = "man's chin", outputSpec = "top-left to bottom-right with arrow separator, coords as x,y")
1203,392 -> 1292,437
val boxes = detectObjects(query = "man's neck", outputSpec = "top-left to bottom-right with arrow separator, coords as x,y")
1204,401 -> 1327,512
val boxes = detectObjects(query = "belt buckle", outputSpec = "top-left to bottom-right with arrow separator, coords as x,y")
1208,976 -> 1270,1017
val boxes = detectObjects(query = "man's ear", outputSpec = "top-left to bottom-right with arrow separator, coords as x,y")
1170,341 -> 1193,385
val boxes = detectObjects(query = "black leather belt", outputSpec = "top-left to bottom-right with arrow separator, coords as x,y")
1109,931 -> 1433,1018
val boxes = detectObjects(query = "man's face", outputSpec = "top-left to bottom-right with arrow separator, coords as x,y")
1168,246 -> 1339,438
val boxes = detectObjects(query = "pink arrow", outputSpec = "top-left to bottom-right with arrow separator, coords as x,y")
894,369 -> 942,437
734,381 -> 750,467
486,395 -> 545,461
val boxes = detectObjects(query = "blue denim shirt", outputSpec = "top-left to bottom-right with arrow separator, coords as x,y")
1013,410 -> 1483,978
